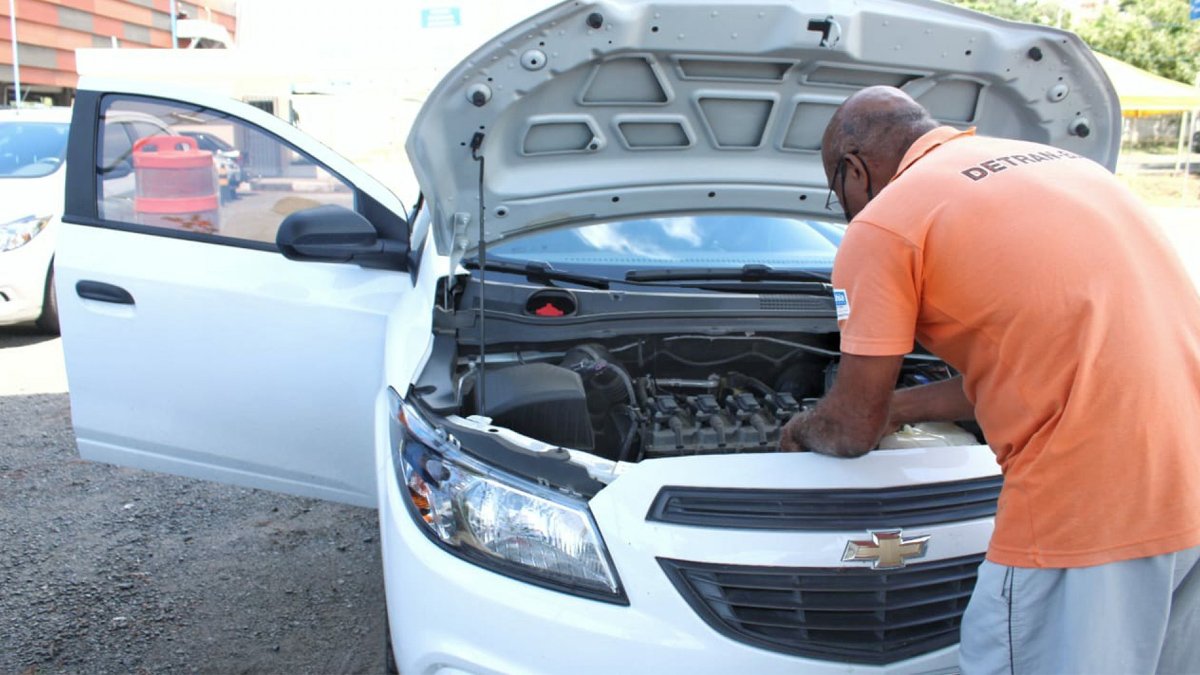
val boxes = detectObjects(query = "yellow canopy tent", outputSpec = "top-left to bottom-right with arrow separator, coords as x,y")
1093,53 -> 1200,115
1093,53 -> 1199,181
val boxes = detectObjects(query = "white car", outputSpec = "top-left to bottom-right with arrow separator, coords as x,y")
0,107 -> 71,332
0,107 -> 171,333
57,0 -> 1118,672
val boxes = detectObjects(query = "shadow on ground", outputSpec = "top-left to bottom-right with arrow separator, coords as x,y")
0,327 -> 58,349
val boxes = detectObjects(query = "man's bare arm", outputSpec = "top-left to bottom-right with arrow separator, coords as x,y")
780,353 -> 904,458
889,375 -> 974,428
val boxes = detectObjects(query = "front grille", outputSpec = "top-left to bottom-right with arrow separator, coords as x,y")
660,554 -> 984,665
647,476 -> 1002,530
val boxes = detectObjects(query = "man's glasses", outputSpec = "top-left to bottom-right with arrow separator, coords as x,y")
824,152 -> 868,223
824,156 -> 847,213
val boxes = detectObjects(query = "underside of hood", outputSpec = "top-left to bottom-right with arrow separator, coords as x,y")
406,0 -> 1120,259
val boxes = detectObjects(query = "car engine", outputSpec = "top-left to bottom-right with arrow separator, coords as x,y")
461,337 -> 962,463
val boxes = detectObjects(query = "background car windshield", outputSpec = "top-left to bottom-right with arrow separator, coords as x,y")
489,214 -> 843,270
0,122 -> 70,178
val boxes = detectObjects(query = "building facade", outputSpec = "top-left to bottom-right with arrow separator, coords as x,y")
1,0 -> 236,106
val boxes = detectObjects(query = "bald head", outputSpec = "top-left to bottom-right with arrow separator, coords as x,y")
821,86 -> 938,185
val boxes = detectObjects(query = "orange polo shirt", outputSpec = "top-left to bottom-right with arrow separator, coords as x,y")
833,126 -> 1200,568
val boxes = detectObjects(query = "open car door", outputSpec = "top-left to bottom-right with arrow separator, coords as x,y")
58,80 -> 419,507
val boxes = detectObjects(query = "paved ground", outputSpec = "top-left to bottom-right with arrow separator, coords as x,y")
2,207 -> 1197,674
1152,208 -> 1200,288
219,188 -> 354,244
1117,150 -> 1200,175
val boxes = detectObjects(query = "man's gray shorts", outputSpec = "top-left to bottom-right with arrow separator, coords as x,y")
959,544 -> 1200,674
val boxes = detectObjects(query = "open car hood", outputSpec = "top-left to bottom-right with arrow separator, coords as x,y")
406,0 -> 1119,262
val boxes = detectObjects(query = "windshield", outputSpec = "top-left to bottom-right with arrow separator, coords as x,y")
489,214 -> 844,271
0,122 -> 70,178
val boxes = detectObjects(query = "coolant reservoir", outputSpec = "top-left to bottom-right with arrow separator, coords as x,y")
877,422 -> 977,449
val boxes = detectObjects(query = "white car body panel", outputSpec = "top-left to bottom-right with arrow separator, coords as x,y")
58,79 -> 424,507
58,225 -> 408,505
590,447 -> 998,566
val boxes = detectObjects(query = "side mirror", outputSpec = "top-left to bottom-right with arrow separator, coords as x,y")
277,204 -> 409,270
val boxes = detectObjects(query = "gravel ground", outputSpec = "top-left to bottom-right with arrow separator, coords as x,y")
0,329 -> 387,675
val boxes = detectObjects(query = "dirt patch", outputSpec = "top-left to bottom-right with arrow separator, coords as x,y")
1118,172 -> 1200,207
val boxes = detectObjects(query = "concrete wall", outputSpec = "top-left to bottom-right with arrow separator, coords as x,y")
1,0 -> 237,104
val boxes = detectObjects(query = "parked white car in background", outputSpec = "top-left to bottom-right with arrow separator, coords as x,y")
57,0 -> 1119,672
0,107 -> 171,333
0,107 -> 70,332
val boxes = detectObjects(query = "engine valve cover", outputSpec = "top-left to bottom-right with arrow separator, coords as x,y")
642,390 -> 797,456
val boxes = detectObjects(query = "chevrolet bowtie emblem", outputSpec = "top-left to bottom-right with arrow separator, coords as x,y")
842,529 -> 931,569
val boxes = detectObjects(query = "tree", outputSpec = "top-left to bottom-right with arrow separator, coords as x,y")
951,0 -> 1200,84
1073,0 -> 1200,85
952,0 -> 1070,27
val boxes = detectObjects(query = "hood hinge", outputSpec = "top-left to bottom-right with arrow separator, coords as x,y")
436,211 -> 472,272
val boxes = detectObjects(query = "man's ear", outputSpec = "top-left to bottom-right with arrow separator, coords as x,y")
842,153 -> 869,185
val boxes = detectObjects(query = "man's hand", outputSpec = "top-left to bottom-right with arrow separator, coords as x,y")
779,410 -> 811,452
778,353 -> 904,458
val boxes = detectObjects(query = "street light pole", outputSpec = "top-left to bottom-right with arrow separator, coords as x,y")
8,0 -> 20,107
169,0 -> 178,49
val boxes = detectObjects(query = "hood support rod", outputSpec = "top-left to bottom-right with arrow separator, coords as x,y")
471,131 -> 488,415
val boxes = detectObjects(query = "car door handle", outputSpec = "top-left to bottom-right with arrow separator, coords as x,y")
76,280 -> 135,306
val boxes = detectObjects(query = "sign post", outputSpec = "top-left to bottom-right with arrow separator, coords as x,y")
8,0 -> 19,107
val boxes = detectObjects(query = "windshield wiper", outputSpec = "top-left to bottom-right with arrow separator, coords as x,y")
462,258 -> 611,290
461,261 -> 829,293
667,281 -> 833,295
625,263 -> 830,284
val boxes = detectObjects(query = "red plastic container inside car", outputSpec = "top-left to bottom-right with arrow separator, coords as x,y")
132,135 -> 220,234
132,135 -> 217,198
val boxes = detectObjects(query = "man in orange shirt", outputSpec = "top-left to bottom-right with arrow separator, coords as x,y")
781,86 -> 1200,673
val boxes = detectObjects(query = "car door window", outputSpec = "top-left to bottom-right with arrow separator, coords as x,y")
97,96 -> 355,246
100,121 -> 135,174
129,121 -> 168,142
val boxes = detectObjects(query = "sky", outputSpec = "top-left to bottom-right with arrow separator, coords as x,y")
236,0 -> 561,80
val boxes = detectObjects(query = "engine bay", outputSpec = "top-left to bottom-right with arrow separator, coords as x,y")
420,332 -> 971,463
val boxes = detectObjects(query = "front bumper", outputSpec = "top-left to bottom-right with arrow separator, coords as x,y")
0,218 -> 56,325
379,445 -> 998,675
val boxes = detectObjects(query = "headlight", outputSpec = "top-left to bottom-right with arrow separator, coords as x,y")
0,215 -> 52,252
390,390 -> 625,604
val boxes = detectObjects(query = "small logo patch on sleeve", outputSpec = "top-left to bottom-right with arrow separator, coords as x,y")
833,288 -> 850,320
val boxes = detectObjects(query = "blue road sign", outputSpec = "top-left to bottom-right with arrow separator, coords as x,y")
421,7 -> 462,28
